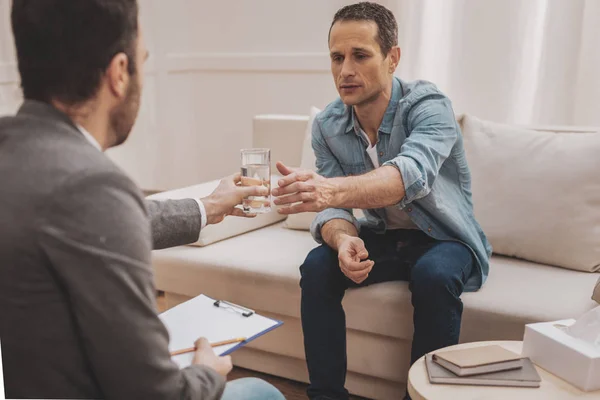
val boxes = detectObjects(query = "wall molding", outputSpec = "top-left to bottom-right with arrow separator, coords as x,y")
0,63 -> 156,85
0,53 -> 331,84
165,52 -> 331,74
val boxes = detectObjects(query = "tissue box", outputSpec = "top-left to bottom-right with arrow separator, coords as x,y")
522,319 -> 600,392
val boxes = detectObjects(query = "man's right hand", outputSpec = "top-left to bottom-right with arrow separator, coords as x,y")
191,338 -> 233,377
201,174 -> 269,225
337,234 -> 374,284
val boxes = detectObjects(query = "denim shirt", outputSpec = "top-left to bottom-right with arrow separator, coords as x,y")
310,77 -> 492,291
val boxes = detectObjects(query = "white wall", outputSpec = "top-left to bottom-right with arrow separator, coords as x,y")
0,1 -> 20,117
1,0 -> 599,190
113,0 -> 347,190
0,0 -> 350,190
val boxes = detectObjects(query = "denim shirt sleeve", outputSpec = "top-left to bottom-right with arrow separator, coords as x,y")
309,118 -> 360,243
383,95 -> 458,208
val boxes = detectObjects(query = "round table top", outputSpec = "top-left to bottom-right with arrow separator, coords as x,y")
407,340 -> 599,400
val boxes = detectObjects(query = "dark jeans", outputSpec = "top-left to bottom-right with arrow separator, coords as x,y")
300,229 -> 474,400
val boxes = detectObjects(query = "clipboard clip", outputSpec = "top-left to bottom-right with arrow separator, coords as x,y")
213,299 -> 255,317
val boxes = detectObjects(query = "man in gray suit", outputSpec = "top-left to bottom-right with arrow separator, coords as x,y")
0,1 -> 284,399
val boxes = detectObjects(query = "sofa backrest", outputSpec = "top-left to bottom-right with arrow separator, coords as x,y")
251,113 -> 600,172
252,114 -> 309,171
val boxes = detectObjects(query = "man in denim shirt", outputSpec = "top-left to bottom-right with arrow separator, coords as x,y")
273,2 -> 491,399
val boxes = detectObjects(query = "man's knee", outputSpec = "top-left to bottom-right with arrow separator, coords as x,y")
300,245 -> 342,293
411,242 -> 472,298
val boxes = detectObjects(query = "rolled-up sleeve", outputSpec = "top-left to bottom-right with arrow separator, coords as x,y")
309,118 -> 360,243
383,95 -> 458,208
311,208 -> 360,244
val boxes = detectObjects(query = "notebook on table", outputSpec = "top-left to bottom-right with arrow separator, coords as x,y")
159,294 -> 282,368
426,354 -> 542,388
432,345 -> 524,376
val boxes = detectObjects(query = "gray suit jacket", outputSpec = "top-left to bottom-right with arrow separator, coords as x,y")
0,101 -> 224,399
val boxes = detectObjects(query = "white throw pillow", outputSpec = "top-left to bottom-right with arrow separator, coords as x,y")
148,175 -> 286,246
283,106 -> 321,230
459,114 -> 600,272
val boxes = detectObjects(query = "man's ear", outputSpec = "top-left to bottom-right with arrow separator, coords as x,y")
388,46 -> 401,74
105,53 -> 130,99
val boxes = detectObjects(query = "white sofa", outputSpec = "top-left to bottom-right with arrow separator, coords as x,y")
152,114 -> 600,400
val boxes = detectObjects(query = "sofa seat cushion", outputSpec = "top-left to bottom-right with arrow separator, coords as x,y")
152,223 -> 599,342
460,257 -> 599,342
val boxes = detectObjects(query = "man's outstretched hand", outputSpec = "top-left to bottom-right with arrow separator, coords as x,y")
272,162 -> 337,214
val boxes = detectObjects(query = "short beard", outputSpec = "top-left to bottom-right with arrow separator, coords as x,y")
109,76 -> 141,148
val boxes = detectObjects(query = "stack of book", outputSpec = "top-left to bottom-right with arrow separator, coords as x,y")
426,345 -> 542,388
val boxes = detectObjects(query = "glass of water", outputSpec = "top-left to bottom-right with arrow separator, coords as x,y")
240,148 -> 271,213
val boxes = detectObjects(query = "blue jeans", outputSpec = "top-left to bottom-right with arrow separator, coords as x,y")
300,229 -> 474,400
221,377 -> 284,400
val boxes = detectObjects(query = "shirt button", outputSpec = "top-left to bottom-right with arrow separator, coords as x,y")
379,151 -> 384,157
427,227 -> 432,233
407,207 -> 412,212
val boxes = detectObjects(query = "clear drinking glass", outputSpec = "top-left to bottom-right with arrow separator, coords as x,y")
240,148 -> 271,213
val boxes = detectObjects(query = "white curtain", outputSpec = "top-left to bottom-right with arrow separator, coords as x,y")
388,0 -> 600,127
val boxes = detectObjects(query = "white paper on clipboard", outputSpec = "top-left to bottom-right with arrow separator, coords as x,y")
159,294 -> 282,368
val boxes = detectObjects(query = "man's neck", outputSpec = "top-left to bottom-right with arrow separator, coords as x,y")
73,117 -> 109,151
353,82 -> 393,144
51,99 -> 111,151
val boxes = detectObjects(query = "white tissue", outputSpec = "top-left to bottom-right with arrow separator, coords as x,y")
564,305 -> 600,348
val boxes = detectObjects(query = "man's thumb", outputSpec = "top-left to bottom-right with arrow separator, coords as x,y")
276,161 -> 295,176
194,337 -> 210,349
354,242 -> 368,259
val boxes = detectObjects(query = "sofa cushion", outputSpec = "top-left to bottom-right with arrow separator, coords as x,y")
153,223 -> 599,342
147,175 -> 286,246
283,106 -> 320,231
460,114 -> 600,272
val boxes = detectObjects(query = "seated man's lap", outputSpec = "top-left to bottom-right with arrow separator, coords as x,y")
302,229 -> 473,290
410,240 -> 474,289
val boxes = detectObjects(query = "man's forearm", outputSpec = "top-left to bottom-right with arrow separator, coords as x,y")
330,166 -> 405,210
145,199 -> 201,249
321,218 -> 359,251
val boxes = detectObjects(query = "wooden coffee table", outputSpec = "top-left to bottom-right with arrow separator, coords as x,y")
407,340 -> 599,400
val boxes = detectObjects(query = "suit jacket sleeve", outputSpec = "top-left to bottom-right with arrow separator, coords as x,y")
146,198 -> 202,249
38,171 -> 225,400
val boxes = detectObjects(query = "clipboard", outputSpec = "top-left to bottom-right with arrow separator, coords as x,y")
159,294 -> 283,368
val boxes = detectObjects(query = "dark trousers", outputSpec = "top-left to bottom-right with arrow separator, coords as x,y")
300,229 -> 474,400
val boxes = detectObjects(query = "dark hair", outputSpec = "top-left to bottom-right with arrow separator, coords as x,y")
11,0 -> 139,105
330,2 -> 398,56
